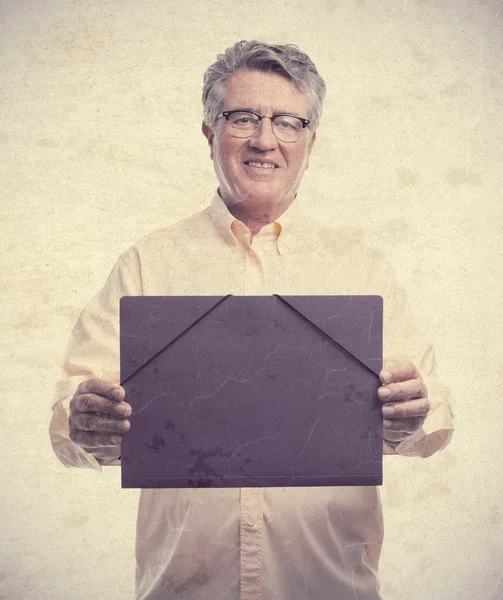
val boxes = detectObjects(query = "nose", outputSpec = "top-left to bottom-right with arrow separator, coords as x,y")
248,117 -> 278,150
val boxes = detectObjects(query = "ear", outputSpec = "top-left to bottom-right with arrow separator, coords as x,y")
202,122 -> 214,160
305,131 -> 316,170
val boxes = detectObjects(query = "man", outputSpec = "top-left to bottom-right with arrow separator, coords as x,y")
50,41 -> 453,599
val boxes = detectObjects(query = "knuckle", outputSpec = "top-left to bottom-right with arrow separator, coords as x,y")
81,415 -> 96,431
387,420 -> 399,431
70,428 -> 87,446
98,432 -> 121,447
399,419 -> 410,431
82,377 -> 103,395
71,413 -> 82,429
77,379 -> 92,395
79,393 -> 93,411
93,433 -> 108,447
110,434 -> 122,446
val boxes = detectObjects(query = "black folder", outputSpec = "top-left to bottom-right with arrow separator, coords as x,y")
120,295 -> 383,488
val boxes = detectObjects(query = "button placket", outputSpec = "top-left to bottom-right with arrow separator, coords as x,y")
240,488 -> 263,599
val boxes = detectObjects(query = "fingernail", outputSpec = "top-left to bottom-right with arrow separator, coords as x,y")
112,388 -> 123,401
379,388 -> 391,400
117,404 -> 131,417
382,405 -> 394,416
112,435 -> 122,445
381,371 -> 392,384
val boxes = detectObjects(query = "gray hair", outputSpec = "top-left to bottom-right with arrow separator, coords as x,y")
202,40 -> 326,132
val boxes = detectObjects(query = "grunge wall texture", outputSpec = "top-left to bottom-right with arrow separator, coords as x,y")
1,1 -> 502,598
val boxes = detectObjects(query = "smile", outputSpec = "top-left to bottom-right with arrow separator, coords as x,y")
244,161 -> 277,169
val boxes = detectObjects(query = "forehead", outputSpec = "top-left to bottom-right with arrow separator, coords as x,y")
223,70 -> 311,115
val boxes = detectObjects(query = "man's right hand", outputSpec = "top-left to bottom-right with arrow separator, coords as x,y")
69,378 -> 131,462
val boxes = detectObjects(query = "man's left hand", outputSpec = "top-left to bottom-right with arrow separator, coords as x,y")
378,357 -> 430,444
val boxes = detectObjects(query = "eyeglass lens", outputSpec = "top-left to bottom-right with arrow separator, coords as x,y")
226,112 -> 304,142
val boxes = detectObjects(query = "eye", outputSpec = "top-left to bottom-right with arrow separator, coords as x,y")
276,119 -> 294,129
274,116 -> 302,131
228,112 -> 259,126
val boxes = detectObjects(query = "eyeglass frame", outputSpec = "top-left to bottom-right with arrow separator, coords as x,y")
218,109 -> 311,143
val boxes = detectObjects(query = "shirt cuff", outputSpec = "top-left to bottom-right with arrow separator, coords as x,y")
49,395 -> 103,471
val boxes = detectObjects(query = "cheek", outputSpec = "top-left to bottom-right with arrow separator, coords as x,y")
289,152 -> 308,173
216,155 -> 239,177
215,145 -> 240,170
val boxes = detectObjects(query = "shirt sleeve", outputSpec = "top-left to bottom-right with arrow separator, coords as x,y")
49,250 -> 142,470
378,258 -> 454,458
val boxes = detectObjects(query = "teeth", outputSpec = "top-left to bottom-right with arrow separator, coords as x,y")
246,161 -> 276,169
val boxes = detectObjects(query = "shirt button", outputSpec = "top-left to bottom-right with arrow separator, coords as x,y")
247,517 -> 256,527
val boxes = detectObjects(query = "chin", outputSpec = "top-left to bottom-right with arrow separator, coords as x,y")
221,181 -> 294,208
242,185 -> 292,205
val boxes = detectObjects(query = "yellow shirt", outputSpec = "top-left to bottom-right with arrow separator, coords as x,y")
50,192 -> 453,600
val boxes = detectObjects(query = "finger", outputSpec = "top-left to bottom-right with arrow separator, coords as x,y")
383,416 -> 426,434
380,357 -> 419,384
70,429 -> 122,449
378,379 -> 427,403
72,412 -> 131,434
73,393 -> 132,417
383,431 -> 408,444
77,378 -> 125,402
381,397 -> 430,418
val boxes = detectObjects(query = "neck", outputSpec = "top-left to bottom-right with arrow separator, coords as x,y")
221,191 -> 295,235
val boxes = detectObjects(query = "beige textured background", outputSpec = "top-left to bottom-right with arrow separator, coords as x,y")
1,0 -> 502,598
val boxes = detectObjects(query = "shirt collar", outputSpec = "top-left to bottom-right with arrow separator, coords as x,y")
208,190 -> 303,254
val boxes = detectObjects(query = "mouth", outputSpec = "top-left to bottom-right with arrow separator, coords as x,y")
244,160 -> 278,169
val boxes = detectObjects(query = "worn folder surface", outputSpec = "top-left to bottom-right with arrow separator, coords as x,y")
120,295 -> 383,488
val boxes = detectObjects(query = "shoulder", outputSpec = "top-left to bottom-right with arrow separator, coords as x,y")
134,208 -> 214,251
117,206 -> 226,288
119,207 -> 218,263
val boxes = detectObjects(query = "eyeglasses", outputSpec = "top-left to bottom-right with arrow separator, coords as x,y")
219,110 -> 310,143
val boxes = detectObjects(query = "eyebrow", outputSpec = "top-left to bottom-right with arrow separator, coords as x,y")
232,107 -> 303,118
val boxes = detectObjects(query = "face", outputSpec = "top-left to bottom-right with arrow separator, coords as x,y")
202,70 -> 316,211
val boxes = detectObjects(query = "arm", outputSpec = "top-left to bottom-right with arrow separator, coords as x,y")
49,251 -> 142,470
377,261 -> 454,458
